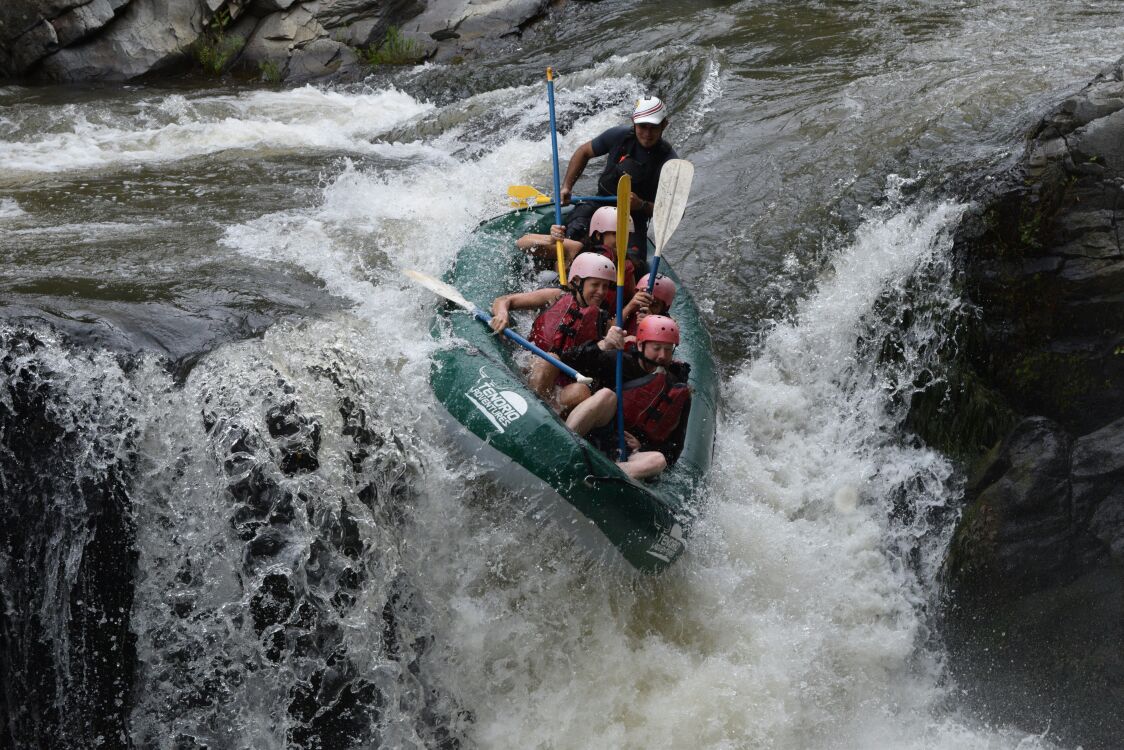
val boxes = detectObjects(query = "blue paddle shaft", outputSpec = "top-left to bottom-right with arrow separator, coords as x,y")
647,255 -> 662,295
471,309 -> 588,383
546,76 -> 564,227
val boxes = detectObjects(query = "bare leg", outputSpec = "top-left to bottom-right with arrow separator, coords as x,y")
529,359 -> 559,399
566,388 -> 615,436
618,451 -> 667,480
558,382 -> 593,413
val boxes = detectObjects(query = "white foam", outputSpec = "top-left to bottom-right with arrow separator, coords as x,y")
130,68 -> 1053,748
411,191 -> 1053,749
0,85 -> 436,178
0,198 -> 25,221
218,80 -> 630,320
0,220 -> 174,237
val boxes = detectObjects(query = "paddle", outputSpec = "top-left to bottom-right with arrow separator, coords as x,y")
615,174 -> 631,461
507,185 -> 614,208
403,269 -> 592,384
546,67 -> 567,285
647,159 -> 695,295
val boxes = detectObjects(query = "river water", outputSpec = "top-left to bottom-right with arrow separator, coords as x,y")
2,1 -> 1123,748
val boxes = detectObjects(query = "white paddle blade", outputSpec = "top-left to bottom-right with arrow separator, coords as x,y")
651,159 -> 695,255
402,269 -> 474,311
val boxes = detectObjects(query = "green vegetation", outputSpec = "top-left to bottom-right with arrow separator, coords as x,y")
193,8 -> 245,75
363,26 -> 423,66
259,59 -> 282,84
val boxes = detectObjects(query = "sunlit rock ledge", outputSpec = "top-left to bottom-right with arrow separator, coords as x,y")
0,0 -> 553,84
936,55 -> 1124,749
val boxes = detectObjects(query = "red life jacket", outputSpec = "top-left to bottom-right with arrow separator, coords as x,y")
529,292 -> 605,353
622,369 -> 690,443
625,314 -> 640,339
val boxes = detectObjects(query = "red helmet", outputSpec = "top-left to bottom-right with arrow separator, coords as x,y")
589,206 -> 634,237
637,273 -> 677,309
636,315 -> 680,346
569,252 -> 616,284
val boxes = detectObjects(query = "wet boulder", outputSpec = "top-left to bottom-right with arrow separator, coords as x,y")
937,55 -> 1124,750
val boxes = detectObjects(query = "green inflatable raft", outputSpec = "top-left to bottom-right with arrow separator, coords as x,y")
427,204 -> 718,573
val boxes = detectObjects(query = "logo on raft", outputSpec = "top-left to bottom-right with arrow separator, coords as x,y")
465,367 -> 528,434
646,522 -> 684,563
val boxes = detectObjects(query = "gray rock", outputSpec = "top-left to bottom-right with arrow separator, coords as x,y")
1021,256 -> 1063,274
8,19 -> 58,74
1025,135 -> 1067,171
329,16 -> 378,47
284,37 -> 357,82
35,0 -> 206,81
1060,81 -> 1124,127
52,0 -> 117,48
921,52 -> 1124,750
1086,487 -> 1124,559
251,0 -> 298,12
1058,257 -> 1124,290
239,3 -> 324,65
3,0 -> 555,83
315,0 -> 399,28
407,0 -> 548,60
947,417 -> 1081,596
1072,415 -> 1124,480
1072,107 -> 1124,173
0,0 -> 89,41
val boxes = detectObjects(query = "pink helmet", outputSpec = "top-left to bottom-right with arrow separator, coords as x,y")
569,252 -> 616,284
636,315 -> 680,347
637,274 -> 677,309
589,206 -> 635,237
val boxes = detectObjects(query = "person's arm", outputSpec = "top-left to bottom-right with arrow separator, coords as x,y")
560,141 -> 596,204
629,191 -> 654,217
558,325 -> 625,378
490,287 -> 562,332
558,340 -> 610,380
515,226 -> 583,260
622,290 -> 653,321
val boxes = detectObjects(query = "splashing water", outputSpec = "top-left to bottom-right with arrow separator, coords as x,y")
7,4 -> 1124,742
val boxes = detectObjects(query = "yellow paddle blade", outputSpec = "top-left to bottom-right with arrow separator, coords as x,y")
615,174 -> 631,286
507,185 -> 551,208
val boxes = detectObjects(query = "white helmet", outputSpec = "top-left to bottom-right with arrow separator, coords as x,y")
632,96 -> 667,125
589,206 -> 635,237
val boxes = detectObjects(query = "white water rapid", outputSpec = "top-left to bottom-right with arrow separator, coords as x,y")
7,4 -> 1124,745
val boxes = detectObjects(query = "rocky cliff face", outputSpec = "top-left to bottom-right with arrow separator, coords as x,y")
938,58 -> 1124,750
0,0 -> 551,83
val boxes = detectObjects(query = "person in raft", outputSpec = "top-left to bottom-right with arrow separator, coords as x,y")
559,315 -> 691,480
557,95 -> 677,272
514,205 -> 647,284
627,272 -> 676,337
516,206 -> 652,307
489,253 -> 650,411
